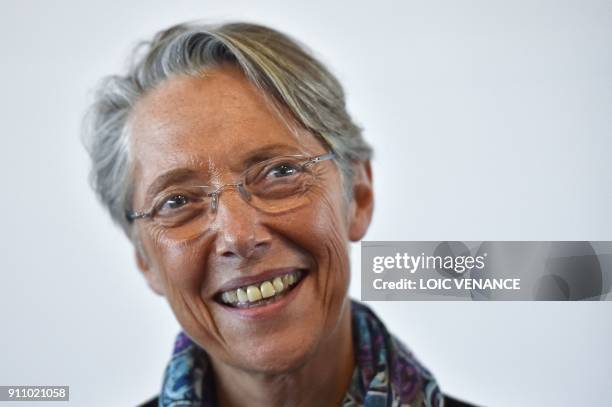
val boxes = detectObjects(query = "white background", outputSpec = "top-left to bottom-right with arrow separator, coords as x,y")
1,1 -> 611,406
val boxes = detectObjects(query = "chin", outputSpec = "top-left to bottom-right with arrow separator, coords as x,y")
228,324 -> 323,375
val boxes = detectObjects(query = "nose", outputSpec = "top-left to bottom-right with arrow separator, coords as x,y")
211,188 -> 271,260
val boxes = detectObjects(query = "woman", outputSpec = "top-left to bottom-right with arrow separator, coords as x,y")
83,21 -> 444,407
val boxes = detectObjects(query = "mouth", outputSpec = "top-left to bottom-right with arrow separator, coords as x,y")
215,269 -> 307,309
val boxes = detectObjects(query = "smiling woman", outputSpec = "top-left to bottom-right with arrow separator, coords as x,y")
82,21 -> 444,407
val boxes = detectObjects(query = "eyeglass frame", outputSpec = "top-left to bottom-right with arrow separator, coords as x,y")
125,151 -> 336,223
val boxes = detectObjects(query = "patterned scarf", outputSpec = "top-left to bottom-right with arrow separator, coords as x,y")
159,301 -> 443,407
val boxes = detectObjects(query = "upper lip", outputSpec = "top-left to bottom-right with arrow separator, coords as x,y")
215,267 -> 307,294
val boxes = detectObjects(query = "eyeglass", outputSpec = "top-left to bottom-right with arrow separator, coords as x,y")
126,151 -> 335,233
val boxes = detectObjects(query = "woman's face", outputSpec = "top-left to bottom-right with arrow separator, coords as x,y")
128,66 -> 373,373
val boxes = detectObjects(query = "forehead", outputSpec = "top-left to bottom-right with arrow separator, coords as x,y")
128,66 -> 322,188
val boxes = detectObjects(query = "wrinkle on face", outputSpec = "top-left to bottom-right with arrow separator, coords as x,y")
128,65 -> 362,375
313,185 -> 352,331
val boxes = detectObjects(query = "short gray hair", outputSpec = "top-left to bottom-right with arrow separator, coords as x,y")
82,21 -> 373,238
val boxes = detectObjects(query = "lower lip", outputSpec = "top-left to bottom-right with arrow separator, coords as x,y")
216,272 -> 308,321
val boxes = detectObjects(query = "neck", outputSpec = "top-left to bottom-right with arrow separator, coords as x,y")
211,300 -> 354,407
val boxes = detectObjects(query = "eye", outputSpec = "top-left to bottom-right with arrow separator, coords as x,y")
160,194 -> 190,211
268,163 -> 299,178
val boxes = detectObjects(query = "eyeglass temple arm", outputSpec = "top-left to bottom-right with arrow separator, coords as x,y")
307,151 -> 335,165
126,211 -> 150,222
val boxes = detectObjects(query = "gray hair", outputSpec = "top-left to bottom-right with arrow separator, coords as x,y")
82,21 -> 373,238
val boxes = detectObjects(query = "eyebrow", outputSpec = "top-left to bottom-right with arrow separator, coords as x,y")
145,168 -> 204,202
144,143 -> 303,200
239,143 -> 302,168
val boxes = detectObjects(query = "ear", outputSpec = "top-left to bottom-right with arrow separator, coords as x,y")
135,248 -> 165,296
348,160 -> 374,241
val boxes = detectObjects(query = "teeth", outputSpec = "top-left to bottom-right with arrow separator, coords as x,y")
246,286 -> 262,302
260,281 -> 275,298
236,288 -> 248,303
272,277 -> 284,293
221,291 -> 238,304
226,290 -> 238,303
219,270 -> 303,306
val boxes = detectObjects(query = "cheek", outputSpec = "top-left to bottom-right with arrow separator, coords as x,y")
275,186 -> 352,305
144,223 -> 217,288
314,190 -> 352,290
305,188 -> 352,336
142,231 -> 224,339
150,235 -> 206,290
